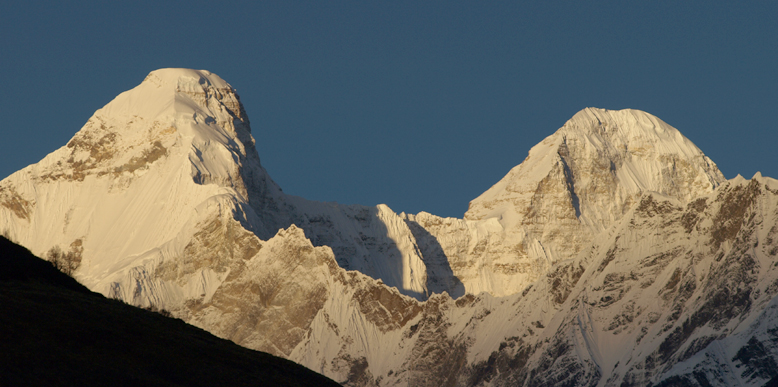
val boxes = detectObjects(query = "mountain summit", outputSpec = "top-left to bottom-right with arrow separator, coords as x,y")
467,107 -> 724,227
0,68 -> 285,285
408,107 -> 725,297
2,69 -> 776,386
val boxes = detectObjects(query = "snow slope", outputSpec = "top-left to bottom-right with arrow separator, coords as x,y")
1,69 -> 776,386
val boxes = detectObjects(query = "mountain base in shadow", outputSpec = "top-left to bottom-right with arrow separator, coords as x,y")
0,236 -> 340,387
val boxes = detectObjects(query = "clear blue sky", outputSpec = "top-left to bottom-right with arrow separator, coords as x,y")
1,1 -> 776,218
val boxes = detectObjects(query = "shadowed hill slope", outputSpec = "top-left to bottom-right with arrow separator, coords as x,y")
0,236 -> 340,387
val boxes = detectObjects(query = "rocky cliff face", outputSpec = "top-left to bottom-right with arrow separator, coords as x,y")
1,69 -> 776,386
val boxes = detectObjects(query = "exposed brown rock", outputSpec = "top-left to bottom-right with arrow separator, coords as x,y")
114,141 -> 167,174
352,284 -> 422,333
0,187 -> 33,220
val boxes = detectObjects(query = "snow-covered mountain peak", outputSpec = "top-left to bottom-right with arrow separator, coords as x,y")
466,107 -> 725,223
561,107 -> 704,159
565,107 -> 671,134
5,68 -> 262,191
144,68 -> 231,89
100,68 -> 242,123
0,69 -> 283,273
458,107 -> 726,274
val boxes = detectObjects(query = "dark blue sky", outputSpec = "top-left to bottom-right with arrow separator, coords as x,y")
2,1 -> 776,218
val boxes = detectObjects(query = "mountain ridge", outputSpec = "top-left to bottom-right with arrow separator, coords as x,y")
1,68 -> 776,386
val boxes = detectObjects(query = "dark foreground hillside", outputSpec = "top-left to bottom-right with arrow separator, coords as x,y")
0,236 -> 340,387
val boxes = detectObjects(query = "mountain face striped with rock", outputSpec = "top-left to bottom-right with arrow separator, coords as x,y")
1,68 -> 776,386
